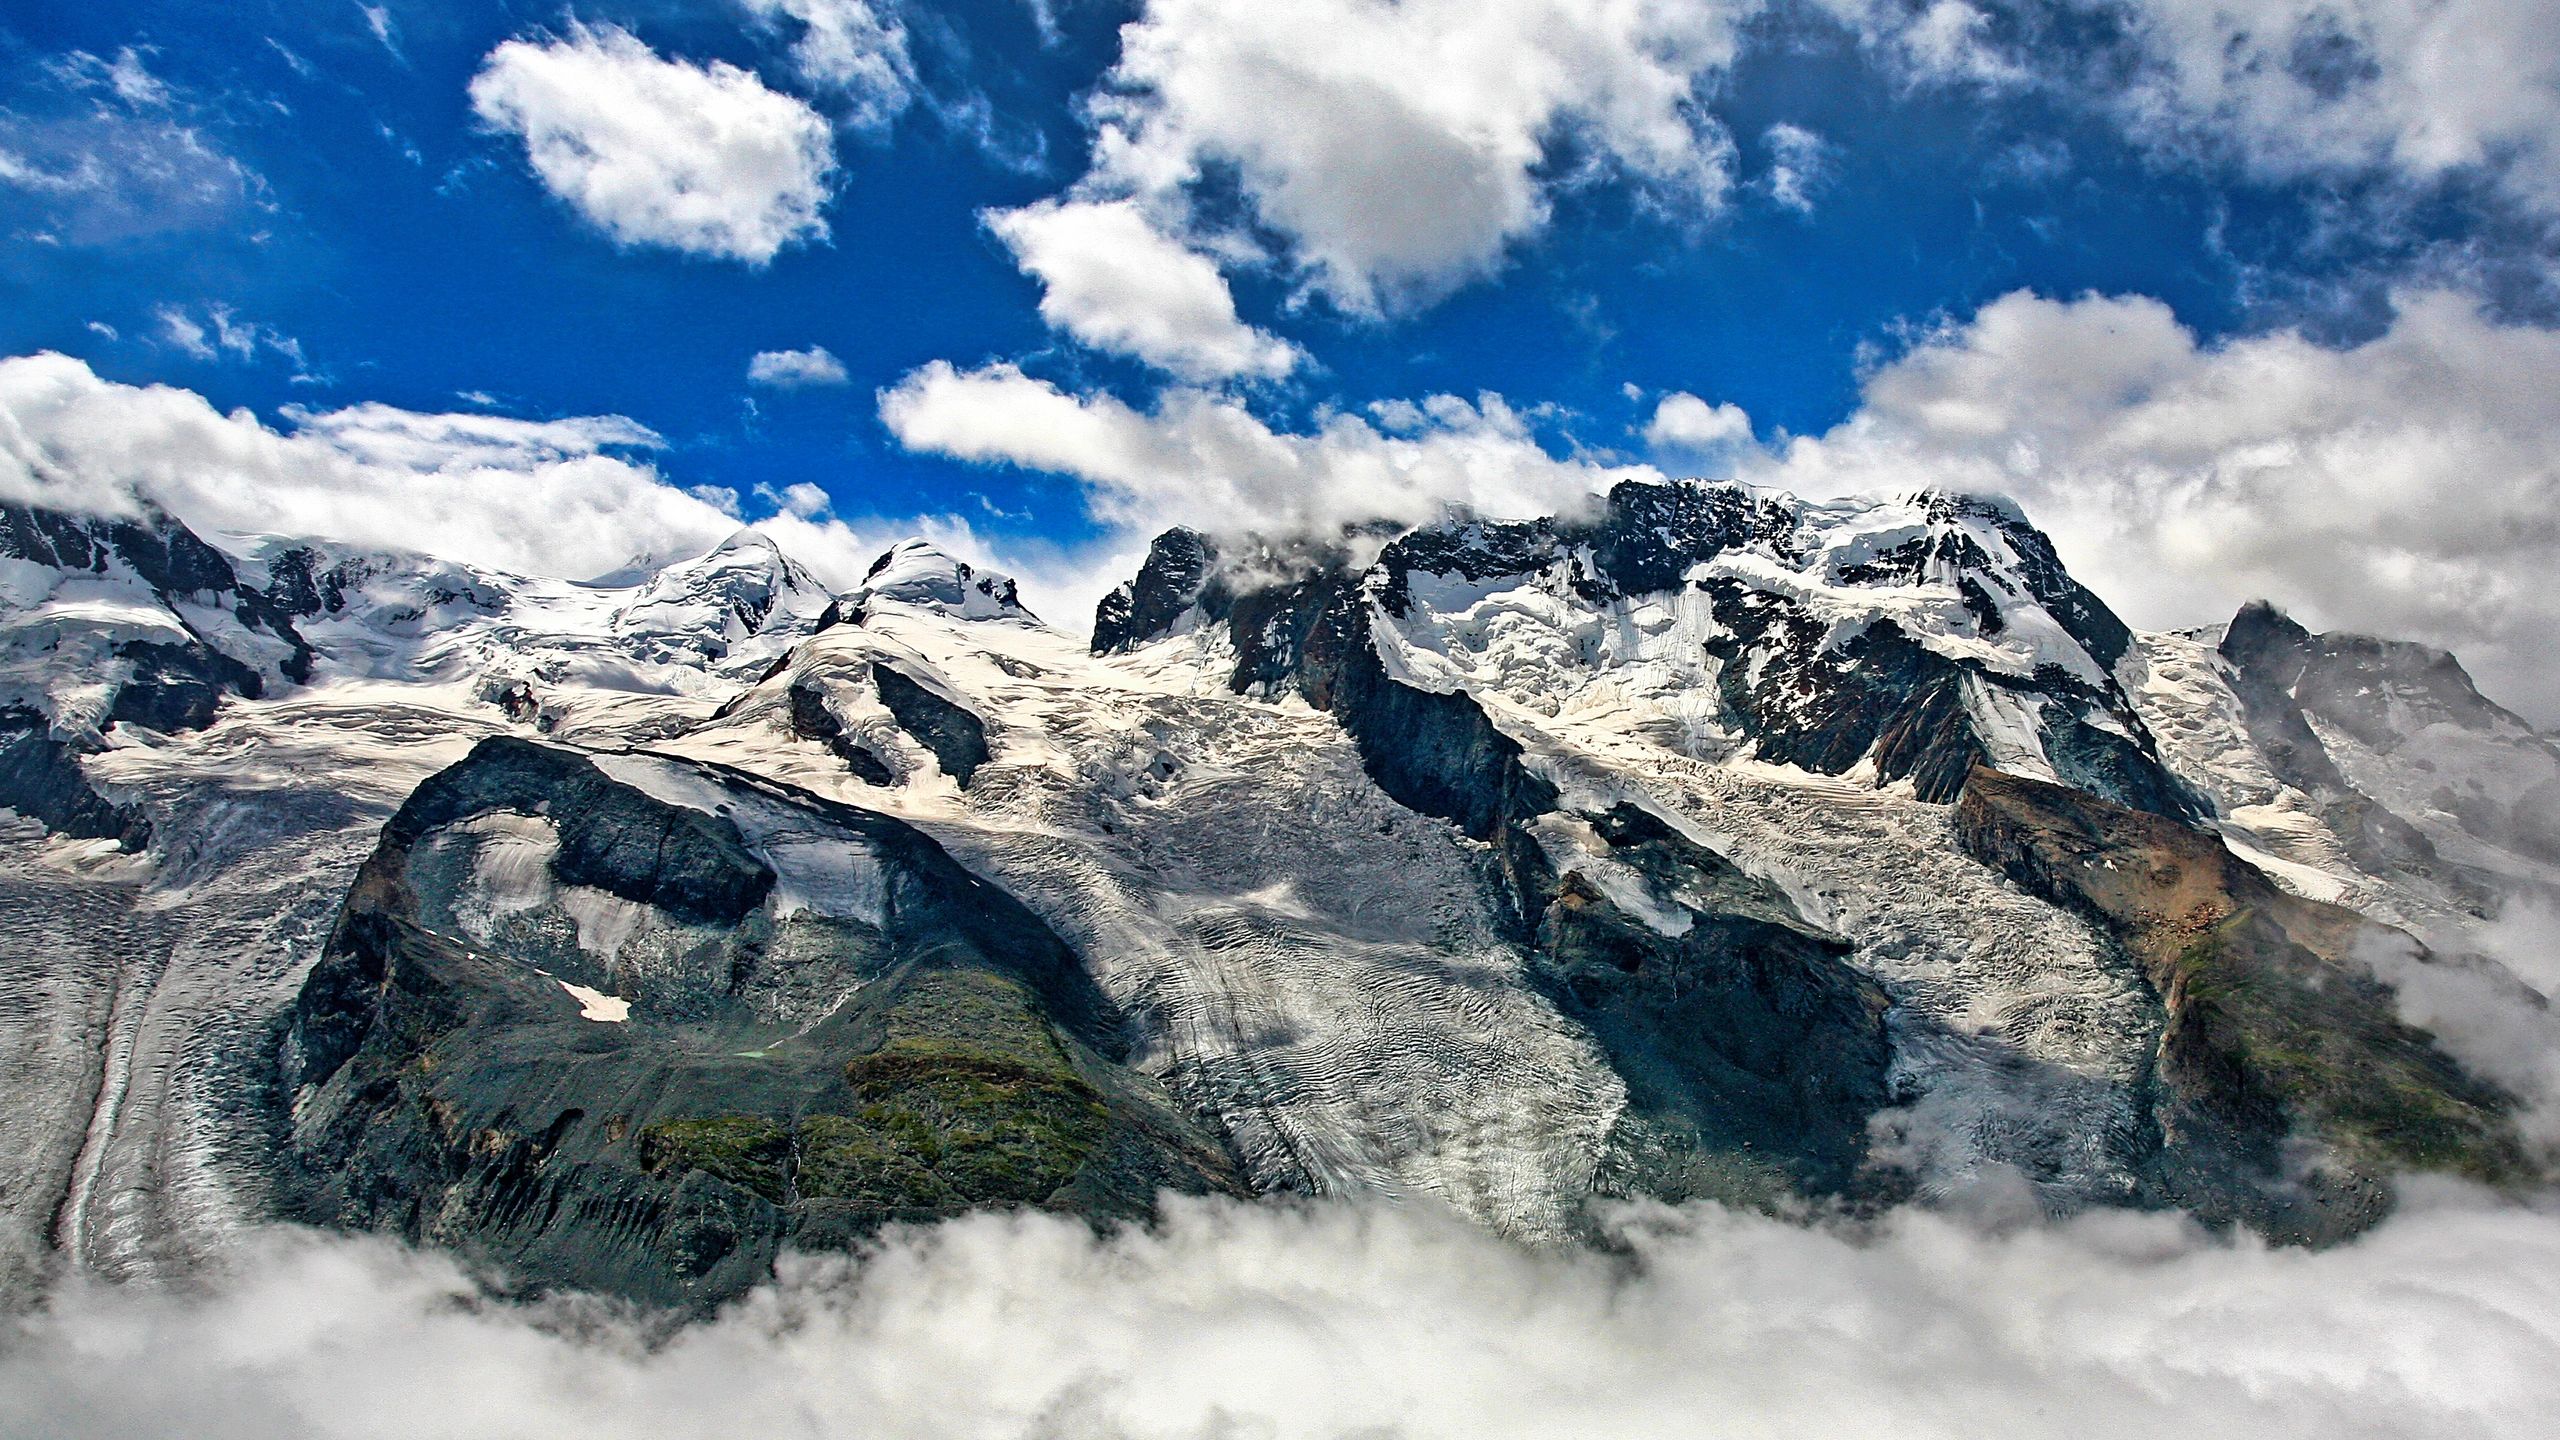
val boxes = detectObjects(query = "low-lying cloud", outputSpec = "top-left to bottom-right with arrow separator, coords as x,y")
2356,922 -> 2560,1152
0,351 -> 1139,633
6,1192 -> 2559,1439
880,361 -> 1651,538
0,351 -> 736,578
0,352 -> 916,590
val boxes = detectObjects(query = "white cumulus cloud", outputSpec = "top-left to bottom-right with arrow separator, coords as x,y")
1645,390 -> 1755,464
1087,0 -> 1756,314
2104,0 -> 2560,217
469,23 -> 835,264
1824,0 -> 2560,224
747,346 -> 851,388
987,198 -> 1300,380
739,0 -> 914,129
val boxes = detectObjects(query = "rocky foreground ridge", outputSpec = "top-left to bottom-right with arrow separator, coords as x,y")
1,481 -> 2554,1307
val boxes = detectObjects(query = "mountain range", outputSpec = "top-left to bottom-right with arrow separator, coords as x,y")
2,480 -> 2553,1309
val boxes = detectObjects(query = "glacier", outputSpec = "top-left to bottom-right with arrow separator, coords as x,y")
0,480 -> 2553,1307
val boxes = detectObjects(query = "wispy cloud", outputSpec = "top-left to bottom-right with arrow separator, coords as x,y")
747,345 -> 851,388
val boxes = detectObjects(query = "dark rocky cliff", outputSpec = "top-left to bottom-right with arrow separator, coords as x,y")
0,502 -> 322,849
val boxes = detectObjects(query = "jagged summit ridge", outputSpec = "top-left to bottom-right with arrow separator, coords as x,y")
1096,479 -> 2194,817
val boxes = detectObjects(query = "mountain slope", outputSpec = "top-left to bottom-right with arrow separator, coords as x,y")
0,484 -> 2548,1308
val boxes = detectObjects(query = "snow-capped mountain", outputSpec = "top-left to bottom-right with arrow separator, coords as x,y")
1,480 -> 2551,1308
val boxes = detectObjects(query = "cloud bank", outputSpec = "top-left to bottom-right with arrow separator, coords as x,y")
0,351 -> 1135,628
6,1193 -> 2560,1439
0,352 -> 866,584
881,361 -> 1655,537
470,24 -> 836,264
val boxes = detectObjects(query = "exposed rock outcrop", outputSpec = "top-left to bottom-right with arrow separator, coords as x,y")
0,708 -> 150,848
1097,480 -> 2201,819
1957,765 -> 2530,1241
275,737 -> 1243,1307
1289,581 -> 1897,1205
870,663 -> 991,787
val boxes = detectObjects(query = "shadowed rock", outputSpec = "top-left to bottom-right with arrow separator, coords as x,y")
1292,587 -> 1897,1207
787,678 -> 896,785
0,709 -> 149,848
870,663 -> 990,787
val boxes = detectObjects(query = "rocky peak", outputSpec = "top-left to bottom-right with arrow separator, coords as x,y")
2209,598 -> 2560,888
2220,599 -> 2318,679
1093,527 -> 1221,653
0,499 -> 312,737
0,500 -> 240,597
2222,600 -> 2521,747
1580,478 -> 1800,596
1091,522 -> 1414,659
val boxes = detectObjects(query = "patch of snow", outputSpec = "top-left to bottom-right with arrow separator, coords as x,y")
556,980 -> 630,1022
1527,814 -> 1694,937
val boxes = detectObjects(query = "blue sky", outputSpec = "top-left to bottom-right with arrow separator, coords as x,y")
4,0 -> 2559,706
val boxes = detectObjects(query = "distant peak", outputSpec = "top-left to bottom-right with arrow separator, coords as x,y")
1898,487 -> 2027,524
656,528 -> 824,593
578,552 -> 682,588
863,536 -> 954,580
850,538 -> 1037,624
2225,598 -> 2313,646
